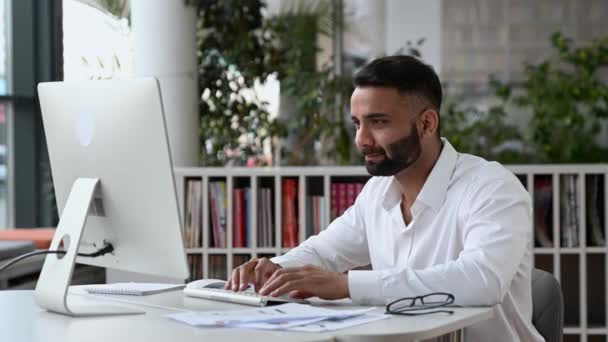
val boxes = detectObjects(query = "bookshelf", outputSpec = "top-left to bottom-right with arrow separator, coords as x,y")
175,164 -> 608,342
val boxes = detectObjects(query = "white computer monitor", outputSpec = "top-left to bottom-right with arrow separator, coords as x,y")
35,78 -> 189,316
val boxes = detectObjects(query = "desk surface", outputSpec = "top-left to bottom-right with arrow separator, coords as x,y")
1,289 -> 493,342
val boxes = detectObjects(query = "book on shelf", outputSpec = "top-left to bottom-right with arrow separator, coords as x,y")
232,188 -> 247,248
338,183 -> 347,218
265,188 -> 274,246
184,179 -> 202,248
188,254 -> 202,281
282,179 -> 298,247
331,183 -> 338,221
245,188 -> 251,247
256,187 -> 274,247
209,182 -> 219,247
331,182 -> 366,220
560,175 -> 579,247
313,196 -> 320,236
346,183 -> 356,213
306,195 -> 326,238
194,180 -> 202,248
233,254 -> 250,268
209,181 -> 227,248
184,181 -> 193,247
209,255 -> 227,280
306,196 -> 313,238
586,174 -> 605,246
534,177 -> 553,247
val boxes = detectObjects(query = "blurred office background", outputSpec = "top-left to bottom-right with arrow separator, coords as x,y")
0,1 -> 607,339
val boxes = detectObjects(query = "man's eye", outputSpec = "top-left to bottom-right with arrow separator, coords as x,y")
371,119 -> 387,125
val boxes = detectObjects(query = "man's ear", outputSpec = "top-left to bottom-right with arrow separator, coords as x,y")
419,109 -> 439,137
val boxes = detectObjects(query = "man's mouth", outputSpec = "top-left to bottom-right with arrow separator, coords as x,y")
365,153 -> 385,162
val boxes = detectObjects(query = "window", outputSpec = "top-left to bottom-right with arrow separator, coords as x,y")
63,0 -> 133,80
0,0 -> 11,228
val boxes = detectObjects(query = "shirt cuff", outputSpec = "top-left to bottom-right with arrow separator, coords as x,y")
269,255 -> 304,269
348,270 -> 385,305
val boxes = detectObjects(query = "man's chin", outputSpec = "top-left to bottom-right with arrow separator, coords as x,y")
365,163 -> 394,176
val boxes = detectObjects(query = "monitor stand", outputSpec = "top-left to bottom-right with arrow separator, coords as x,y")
34,178 -> 144,316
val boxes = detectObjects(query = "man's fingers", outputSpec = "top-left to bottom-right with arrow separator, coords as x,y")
268,279 -> 305,298
227,259 -> 258,291
228,267 -> 240,290
237,259 -> 260,291
238,264 -> 251,291
261,270 -> 275,289
253,258 -> 279,291
288,290 -> 313,299
259,269 -> 302,296
253,259 -> 268,291
263,266 -> 298,285
260,268 -> 284,292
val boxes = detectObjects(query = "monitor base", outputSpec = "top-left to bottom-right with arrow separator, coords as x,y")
34,178 -> 143,317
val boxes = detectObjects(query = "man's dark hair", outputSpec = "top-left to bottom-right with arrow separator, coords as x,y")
353,55 -> 443,135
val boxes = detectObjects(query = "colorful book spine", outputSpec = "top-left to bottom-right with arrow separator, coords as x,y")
346,183 -> 356,209
232,189 -> 243,248
338,183 -> 347,217
282,179 -> 298,247
245,188 -> 251,247
209,182 -> 220,247
331,183 -> 338,220
217,181 -> 227,247
306,196 -> 314,238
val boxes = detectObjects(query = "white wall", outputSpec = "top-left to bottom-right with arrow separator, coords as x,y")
385,0 -> 442,73
343,0 -> 386,59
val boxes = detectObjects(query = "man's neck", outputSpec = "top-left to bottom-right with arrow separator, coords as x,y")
394,139 -> 443,207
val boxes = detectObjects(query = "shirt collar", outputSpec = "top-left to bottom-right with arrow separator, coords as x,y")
381,138 -> 458,213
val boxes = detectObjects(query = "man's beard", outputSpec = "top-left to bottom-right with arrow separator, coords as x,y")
361,124 -> 422,176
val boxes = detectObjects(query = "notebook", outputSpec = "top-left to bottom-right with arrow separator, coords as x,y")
84,283 -> 185,296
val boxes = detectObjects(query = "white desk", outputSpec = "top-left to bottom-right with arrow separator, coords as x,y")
0,290 -> 493,342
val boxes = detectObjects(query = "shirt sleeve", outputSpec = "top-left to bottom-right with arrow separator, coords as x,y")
348,175 -> 532,306
270,181 -> 372,272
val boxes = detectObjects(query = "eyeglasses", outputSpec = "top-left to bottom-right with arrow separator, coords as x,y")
385,292 -> 455,316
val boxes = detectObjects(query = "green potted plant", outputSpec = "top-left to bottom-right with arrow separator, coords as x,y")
192,0 -> 286,166
267,3 -> 355,165
499,32 -> 608,163
443,32 -> 608,164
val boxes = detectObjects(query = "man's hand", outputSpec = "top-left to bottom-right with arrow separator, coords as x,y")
225,257 -> 281,292
258,265 -> 350,300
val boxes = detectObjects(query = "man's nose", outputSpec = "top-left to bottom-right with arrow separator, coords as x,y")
355,125 -> 374,149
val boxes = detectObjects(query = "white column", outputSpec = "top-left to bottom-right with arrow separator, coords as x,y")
110,0 -> 198,283
130,0 -> 199,167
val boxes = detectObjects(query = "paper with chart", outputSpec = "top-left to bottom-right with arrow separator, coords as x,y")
166,303 -> 388,331
285,313 -> 390,332
236,313 -> 389,332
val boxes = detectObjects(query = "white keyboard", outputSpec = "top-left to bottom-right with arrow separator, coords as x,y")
183,279 -> 310,307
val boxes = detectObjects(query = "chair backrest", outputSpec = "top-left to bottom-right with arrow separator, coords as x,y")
532,268 -> 563,342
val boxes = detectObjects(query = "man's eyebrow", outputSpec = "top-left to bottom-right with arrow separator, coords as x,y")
363,113 -> 389,119
351,113 -> 390,122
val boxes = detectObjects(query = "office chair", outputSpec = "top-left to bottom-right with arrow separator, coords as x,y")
531,268 -> 564,342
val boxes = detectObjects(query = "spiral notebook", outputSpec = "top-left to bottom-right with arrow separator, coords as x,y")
84,283 -> 185,296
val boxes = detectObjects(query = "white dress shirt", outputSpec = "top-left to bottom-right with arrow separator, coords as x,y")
272,139 -> 544,342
